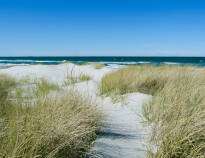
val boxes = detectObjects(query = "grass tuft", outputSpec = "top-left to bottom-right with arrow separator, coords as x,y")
64,72 -> 91,86
35,78 -> 59,96
100,66 -> 167,95
0,75 -> 101,158
0,74 -> 17,117
81,62 -> 104,69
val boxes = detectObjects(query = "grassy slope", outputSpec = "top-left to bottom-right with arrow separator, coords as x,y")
0,74 -> 101,158
100,65 -> 205,158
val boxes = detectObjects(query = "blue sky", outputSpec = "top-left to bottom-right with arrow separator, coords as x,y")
0,0 -> 205,56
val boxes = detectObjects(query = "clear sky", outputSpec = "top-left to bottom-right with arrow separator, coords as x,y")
0,0 -> 205,56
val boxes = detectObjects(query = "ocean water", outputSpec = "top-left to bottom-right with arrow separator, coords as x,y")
1,56 -> 205,68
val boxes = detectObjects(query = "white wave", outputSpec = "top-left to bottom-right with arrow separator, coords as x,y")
0,59 -> 35,62
102,61 -> 137,64
106,64 -> 126,69
0,63 -> 30,66
34,61 -> 62,63
163,62 -> 180,65
101,61 -> 152,65
0,60 -> 63,63
136,61 -> 151,64
0,60 -> 34,62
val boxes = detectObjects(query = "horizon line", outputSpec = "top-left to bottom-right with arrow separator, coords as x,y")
1,56 -> 205,58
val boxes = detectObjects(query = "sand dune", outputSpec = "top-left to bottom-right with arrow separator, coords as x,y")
0,63 -> 151,158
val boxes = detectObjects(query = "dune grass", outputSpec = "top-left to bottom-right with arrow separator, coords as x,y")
78,73 -> 91,81
0,74 -> 17,117
100,65 -> 205,158
0,74 -> 101,158
81,62 -> 104,69
91,63 -> 104,69
35,78 -> 59,96
100,65 -> 169,95
63,72 -> 91,86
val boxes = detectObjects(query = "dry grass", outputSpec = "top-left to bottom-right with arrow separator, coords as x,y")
82,62 -> 104,69
78,73 -> 91,82
35,78 -> 59,96
100,65 -> 205,158
0,74 -> 17,117
63,72 -> 91,86
93,63 -> 104,69
100,65 -> 167,95
0,75 -> 102,158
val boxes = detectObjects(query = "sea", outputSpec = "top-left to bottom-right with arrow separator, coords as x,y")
1,56 -> 205,69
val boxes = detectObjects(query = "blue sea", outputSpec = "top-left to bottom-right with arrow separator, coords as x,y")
1,56 -> 205,68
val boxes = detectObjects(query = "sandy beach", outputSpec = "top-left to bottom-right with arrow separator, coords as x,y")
0,63 -> 151,158
1,0 -> 205,156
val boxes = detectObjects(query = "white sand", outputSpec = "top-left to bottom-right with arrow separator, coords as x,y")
0,63 -> 151,158
0,63 -> 111,83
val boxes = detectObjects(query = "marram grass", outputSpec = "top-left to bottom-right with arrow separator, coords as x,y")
0,75 -> 102,158
81,62 -> 104,69
100,65 -> 205,158
63,71 -> 91,86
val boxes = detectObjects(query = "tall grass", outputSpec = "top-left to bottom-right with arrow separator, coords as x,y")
64,71 -> 91,86
100,65 -> 205,157
81,62 -> 104,69
100,66 -> 167,95
0,74 -> 102,158
0,74 -> 17,117
35,78 -> 59,96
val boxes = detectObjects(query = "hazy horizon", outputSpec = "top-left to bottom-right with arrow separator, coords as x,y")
1,56 -> 205,57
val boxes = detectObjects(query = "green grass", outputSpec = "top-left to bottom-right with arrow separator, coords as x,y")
63,72 -> 91,86
0,74 -> 17,117
81,62 -> 104,69
100,66 -> 162,95
100,65 -> 205,158
0,74 -> 102,158
78,73 -> 91,81
35,78 -> 59,96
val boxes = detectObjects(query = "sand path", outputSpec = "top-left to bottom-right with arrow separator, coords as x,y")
0,64 -> 151,158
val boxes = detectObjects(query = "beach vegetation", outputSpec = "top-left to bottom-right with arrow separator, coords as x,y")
63,72 -> 91,86
0,74 -> 102,158
81,62 -> 104,69
35,78 -> 59,96
78,73 -> 91,81
100,65 -> 166,95
93,63 -> 104,69
100,65 -> 205,157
